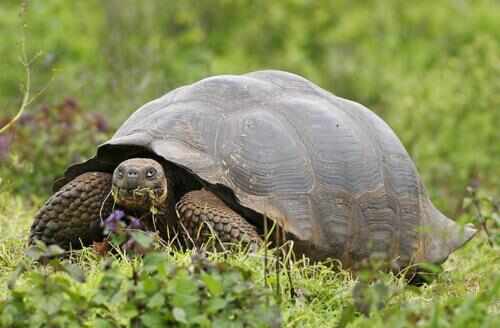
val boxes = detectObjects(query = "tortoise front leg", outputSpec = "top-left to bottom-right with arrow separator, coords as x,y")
176,190 -> 262,249
29,172 -> 113,249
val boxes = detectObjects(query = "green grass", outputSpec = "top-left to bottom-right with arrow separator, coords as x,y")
1,191 -> 498,327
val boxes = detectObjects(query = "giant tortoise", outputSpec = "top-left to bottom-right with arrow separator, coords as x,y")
30,70 -> 476,271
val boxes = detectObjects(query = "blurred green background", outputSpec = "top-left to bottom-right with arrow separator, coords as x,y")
1,0 -> 499,215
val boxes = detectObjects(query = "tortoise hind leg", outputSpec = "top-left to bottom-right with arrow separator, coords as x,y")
176,190 -> 262,249
29,172 -> 113,249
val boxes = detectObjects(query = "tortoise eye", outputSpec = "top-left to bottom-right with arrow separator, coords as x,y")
117,168 -> 124,178
146,168 -> 156,178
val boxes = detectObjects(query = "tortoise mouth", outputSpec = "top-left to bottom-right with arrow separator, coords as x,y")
111,185 -> 167,210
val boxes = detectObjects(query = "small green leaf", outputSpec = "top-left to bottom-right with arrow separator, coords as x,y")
130,230 -> 154,248
62,263 -> 86,283
7,263 -> 26,289
143,252 -> 168,272
337,304 -> 357,327
206,297 -> 227,314
202,273 -> 223,296
94,319 -> 114,328
46,244 -> 65,257
142,277 -> 158,292
462,197 -> 472,209
122,303 -> 139,321
172,307 -> 187,323
147,293 -> 165,309
25,245 -> 45,261
141,312 -> 165,327
110,233 -> 127,246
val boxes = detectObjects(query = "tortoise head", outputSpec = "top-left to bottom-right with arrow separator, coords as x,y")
111,158 -> 168,211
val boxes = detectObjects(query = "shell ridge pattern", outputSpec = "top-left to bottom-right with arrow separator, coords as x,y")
284,79 -> 399,263
251,105 -> 315,191
253,105 -> 317,241
264,96 -> 356,247
270,71 -> 388,254
218,108 -> 314,195
145,100 -> 226,152
267,107 -> 316,192
113,86 -> 190,138
348,101 -> 421,266
278,93 -> 386,260
176,74 -> 277,111
212,89 -> 316,239
306,83 -> 420,266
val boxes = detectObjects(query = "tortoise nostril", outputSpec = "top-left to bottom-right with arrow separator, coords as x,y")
127,169 -> 139,178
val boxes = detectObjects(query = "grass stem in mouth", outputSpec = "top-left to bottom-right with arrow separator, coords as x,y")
111,186 -> 168,213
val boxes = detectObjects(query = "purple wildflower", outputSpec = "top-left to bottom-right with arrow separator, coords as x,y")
128,216 -> 144,230
113,210 -> 126,221
92,113 -> 109,133
103,210 -> 125,233
19,113 -> 34,125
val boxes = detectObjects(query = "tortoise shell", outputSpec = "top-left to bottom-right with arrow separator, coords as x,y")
56,70 -> 476,269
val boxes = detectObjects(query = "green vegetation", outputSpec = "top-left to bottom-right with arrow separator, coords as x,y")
1,239 -> 280,327
0,0 -> 499,327
0,192 -> 498,327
